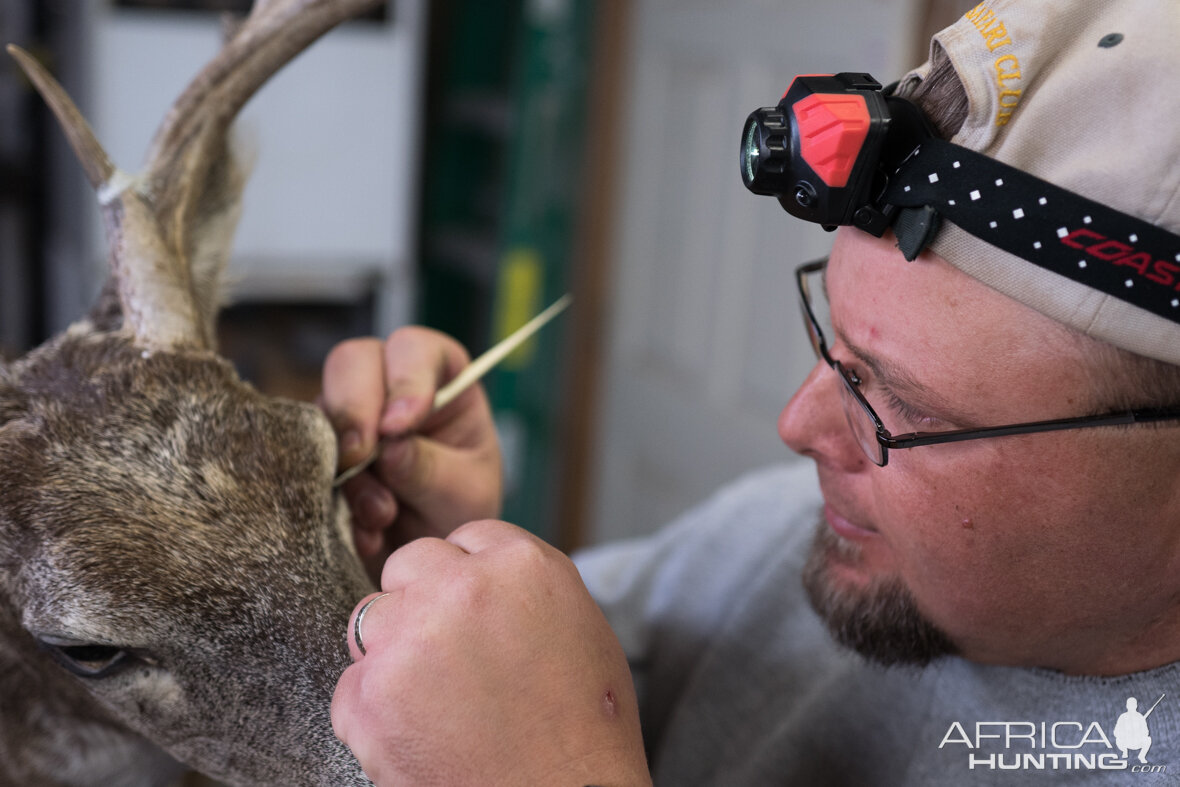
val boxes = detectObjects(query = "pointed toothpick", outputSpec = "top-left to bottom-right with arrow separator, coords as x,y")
333,294 -> 572,487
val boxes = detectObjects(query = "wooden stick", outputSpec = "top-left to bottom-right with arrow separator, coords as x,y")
333,294 -> 572,487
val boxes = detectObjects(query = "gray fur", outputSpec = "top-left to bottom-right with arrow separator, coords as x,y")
1,1 -> 384,783
0,327 -> 375,785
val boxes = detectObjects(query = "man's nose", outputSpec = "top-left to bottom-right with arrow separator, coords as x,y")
779,360 -> 870,472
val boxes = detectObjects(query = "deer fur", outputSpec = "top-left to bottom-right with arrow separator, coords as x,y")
0,1 -> 385,783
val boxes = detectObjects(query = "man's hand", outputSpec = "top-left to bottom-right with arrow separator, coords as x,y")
331,520 -> 651,787
320,327 -> 503,581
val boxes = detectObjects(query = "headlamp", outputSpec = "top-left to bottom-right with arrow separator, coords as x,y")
741,72 -> 1180,325
741,73 -> 902,234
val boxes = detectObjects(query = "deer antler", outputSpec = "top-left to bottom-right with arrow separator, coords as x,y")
8,0 -> 384,351
4,46 -> 114,189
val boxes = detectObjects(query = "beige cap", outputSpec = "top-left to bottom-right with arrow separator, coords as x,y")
898,0 -> 1180,365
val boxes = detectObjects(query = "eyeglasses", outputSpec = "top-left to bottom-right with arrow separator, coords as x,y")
796,258 -> 1180,466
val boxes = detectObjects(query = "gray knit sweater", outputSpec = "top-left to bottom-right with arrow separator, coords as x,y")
574,463 -> 1179,785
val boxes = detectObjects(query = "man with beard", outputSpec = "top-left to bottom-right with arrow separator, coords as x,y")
328,1 -> 1180,784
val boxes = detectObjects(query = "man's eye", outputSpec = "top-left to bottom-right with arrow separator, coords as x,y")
38,638 -> 132,678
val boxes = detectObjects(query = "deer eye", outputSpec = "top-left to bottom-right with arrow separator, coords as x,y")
38,636 -> 132,678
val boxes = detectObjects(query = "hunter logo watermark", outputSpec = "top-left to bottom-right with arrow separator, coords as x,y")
939,694 -> 1168,773
1115,696 -> 1162,764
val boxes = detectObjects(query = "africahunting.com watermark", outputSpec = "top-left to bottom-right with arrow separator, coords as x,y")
939,694 -> 1168,773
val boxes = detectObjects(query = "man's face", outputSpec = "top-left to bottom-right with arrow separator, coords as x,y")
780,228 -> 1180,675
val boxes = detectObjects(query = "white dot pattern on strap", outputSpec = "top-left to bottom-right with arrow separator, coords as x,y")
909,153 -> 1180,319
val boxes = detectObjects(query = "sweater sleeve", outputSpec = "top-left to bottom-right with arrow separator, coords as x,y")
572,461 -> 823,749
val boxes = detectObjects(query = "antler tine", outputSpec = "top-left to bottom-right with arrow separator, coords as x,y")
6,44 -> 204,351
6,45 -> 115,189
145,0 -> 384,352
143,0 -> 382,212
130,0 -> 383,350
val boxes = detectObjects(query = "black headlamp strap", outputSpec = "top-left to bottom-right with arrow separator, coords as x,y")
883,138 -> 1180,324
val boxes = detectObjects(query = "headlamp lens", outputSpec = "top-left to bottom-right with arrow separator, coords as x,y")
740,109 -> 789,195
742,118 -> 760,185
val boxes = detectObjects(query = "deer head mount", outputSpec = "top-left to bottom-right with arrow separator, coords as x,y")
0,1 -> 385,783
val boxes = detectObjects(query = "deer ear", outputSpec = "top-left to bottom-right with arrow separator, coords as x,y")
176,138 -> 249,348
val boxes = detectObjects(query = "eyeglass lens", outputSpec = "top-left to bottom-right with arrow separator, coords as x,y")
799,264 -> 887,466
838,373 -> 886,465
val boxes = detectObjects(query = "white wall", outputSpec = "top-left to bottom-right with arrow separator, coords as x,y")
587,0 -> 922,543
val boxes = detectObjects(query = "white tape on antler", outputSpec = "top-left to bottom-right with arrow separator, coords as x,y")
97,169 -> 139,206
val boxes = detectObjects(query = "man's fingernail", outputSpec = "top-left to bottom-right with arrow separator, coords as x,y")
341,429 -> 362,458
381,398 -> 415,432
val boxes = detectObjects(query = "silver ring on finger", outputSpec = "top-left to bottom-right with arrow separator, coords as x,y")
353,592 -> 389,656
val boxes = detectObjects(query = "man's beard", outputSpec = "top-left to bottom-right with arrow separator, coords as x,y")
802,520 -> 958,667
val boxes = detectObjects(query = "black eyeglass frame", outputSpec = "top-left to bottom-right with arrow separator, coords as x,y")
796,258 -> 1180,466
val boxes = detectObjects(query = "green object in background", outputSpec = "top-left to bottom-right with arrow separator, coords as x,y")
416,0 -> 594,542
487,0 -> 594,541
416,0 -> 523,353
